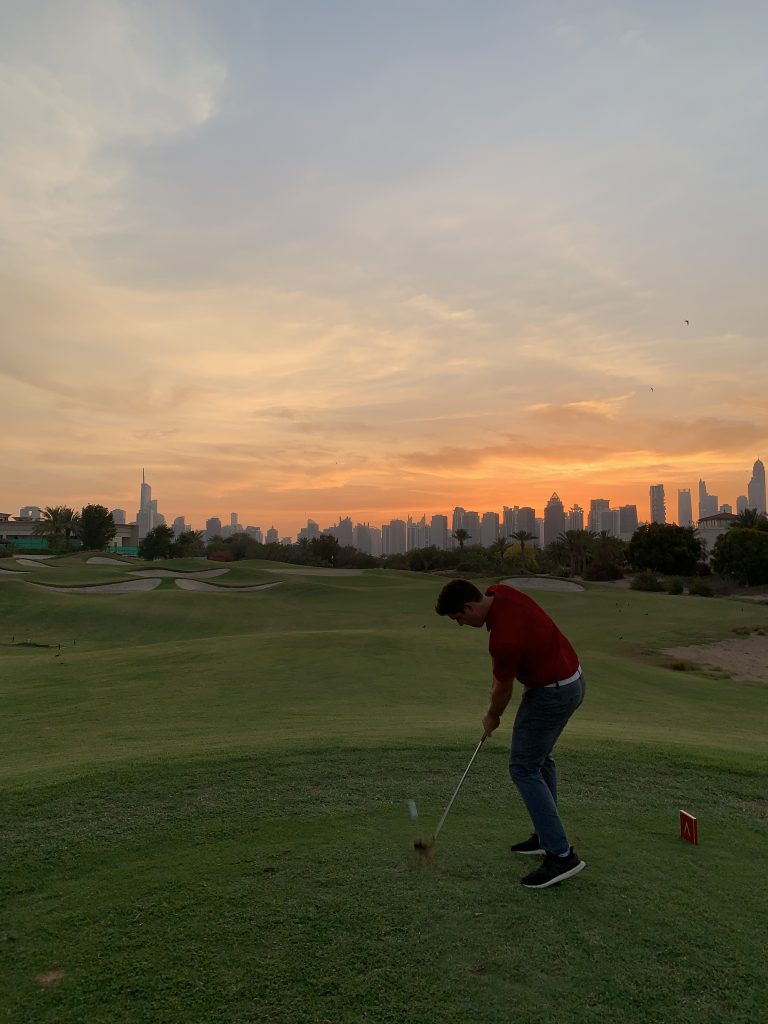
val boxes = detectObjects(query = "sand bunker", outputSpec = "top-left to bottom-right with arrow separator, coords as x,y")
87,556 -> 131,565
128,568 -> 230,579
174,579 -> 281,592
17,558 -> 56,568
502,576 -> 584,593
29,579 -> 162,595
260,567 -> 363,576
0,566 -> 28,575
662,634 -> 768,684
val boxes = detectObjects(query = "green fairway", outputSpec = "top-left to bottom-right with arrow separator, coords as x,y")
2,562 -> 767,1022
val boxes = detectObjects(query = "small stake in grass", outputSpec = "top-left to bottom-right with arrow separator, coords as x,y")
413,734 -> 487,862
680,809 -> 698,845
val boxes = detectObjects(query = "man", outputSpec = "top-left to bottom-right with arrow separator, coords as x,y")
435,578 -> 586,889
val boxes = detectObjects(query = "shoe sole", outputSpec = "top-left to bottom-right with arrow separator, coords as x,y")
521,860 -> 586,889
510,849 -> 545,855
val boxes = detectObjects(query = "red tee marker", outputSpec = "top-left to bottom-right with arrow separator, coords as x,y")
679,810 -> 698,845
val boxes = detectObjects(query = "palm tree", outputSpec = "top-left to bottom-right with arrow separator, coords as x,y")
510,530 -> 536,557
452,528 -> 471,550
557,529 -> 595,577
33,506 -> 81,552
733,508 -> 768,530
489,536 -> 511,570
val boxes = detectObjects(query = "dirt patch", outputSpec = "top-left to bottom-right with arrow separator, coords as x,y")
662,634 -> 768,683
35,968 -> 65,987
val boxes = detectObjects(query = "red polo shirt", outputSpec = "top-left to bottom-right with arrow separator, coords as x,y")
484,584 -> 579,688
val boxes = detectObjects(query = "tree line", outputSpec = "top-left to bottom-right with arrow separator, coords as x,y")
8,505 -> 768,586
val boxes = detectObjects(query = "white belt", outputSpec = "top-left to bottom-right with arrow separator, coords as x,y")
542,666 -> 582,689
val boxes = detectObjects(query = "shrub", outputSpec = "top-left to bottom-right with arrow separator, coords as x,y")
209,550 -> 235,562
585,562 -> 624,581
668,577 -> 684,595
630,571 -> 663,592
689,578 -> 714,597
550,565 -> 571,578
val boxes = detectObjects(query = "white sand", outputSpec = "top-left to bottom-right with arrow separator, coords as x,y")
128,568 -> 230,578
29,579 -> 162,595
0,567 -> 28,575
260,567 -> 363,576
17,558 -> 56,568
662,634 -> 768,684
502,576 -> 584,593
87,556 -> 131,565
174,579 -> 281,592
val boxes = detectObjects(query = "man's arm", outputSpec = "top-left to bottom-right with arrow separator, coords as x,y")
482,674 -> 514,736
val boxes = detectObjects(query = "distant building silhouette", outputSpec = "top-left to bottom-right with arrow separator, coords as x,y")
566,504 -> 584,531
677,489 -> 693,527
543,493 -> 566,546
588,499 -> 610,533
429,514 -> 448,550
698,479 -> 718,519
650,484 -> 666,524
480,511 -> 500,547
748,458 -> 766,514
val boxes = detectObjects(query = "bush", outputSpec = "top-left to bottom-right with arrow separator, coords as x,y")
550,565 -> 571,578
668,577 -> 684,595
209,550 -> 235,562
689,579 -> 714,597
630,571 -> 663,592
584,562 -> 624,581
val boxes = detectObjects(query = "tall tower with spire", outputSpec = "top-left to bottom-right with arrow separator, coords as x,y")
137,469 -> 154,539
748,458 -> 766,514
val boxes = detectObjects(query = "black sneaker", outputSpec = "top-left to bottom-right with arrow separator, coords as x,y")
520,847 -> 585,889
510,833 -> 544,855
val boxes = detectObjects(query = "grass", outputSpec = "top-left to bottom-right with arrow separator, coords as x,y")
1,563 -> 767,1021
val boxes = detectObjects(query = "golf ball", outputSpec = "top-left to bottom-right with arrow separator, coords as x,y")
407,799 -> 418,819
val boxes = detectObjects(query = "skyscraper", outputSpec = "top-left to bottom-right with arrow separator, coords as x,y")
677,489 -> 693,527
450,507 -> 465,548
618,505 -> 638,538
650,484 -> 666,524
205,516 -> 222,538
588,499 -> 610,533
462,511 -> 481,545
516,507 -> 537,538
429,514 -> 448,550
748,458 -> 766,514
566,504 -> 584,531
136,469 -> 155,539
698,480 -> 717,519
480,512 -> 499,547
543,493 -> 566,546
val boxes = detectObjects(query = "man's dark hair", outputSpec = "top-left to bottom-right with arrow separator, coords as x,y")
435,578 -> 483,616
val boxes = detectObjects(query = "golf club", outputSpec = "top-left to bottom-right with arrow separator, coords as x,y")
414,733 -> 488,858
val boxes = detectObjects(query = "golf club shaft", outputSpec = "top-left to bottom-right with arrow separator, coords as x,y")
432,734 -> 487,842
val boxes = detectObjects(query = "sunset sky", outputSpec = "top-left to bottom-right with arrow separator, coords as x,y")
2,0 -> 767,536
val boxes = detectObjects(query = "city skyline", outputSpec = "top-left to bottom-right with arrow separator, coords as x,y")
6,457 -> 764,543
2,3 -> 767,521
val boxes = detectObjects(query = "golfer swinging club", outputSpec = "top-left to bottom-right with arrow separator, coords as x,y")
435,579 -> 586,889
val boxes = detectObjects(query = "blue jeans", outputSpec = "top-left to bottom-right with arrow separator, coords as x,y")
508,673 -> 585,857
